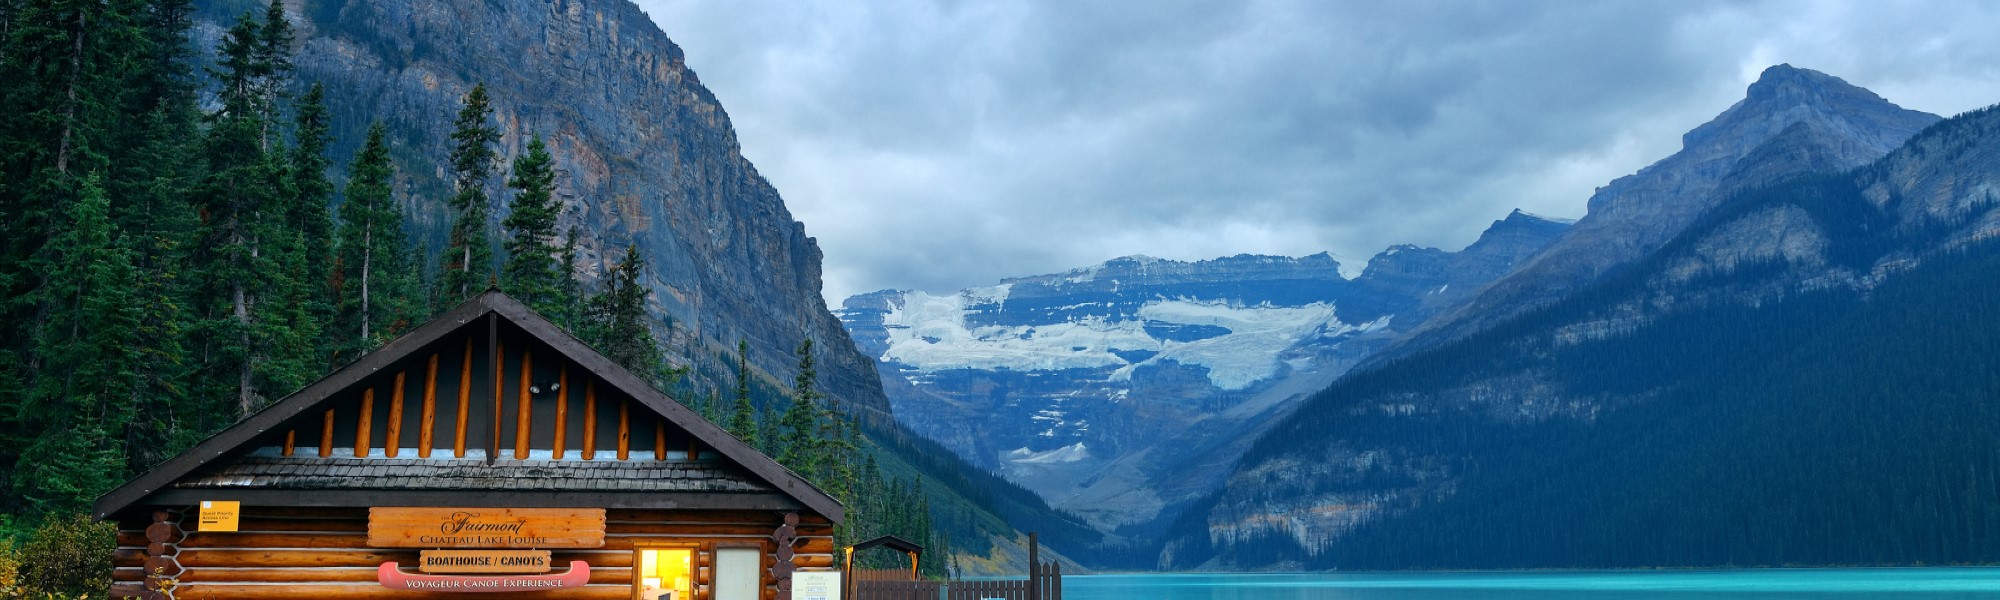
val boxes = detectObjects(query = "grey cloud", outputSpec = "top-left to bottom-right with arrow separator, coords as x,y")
632,0 -> 2000,302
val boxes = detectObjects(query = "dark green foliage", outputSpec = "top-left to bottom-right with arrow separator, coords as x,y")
12,177 -> 139,515
14,514 -> 113,597
501,133 -> 566,320
331,124 -> 417,363
726,338 -> 759,445
440,83 -> 499,304
289,83 -> 339,364
578,245 -> 677,388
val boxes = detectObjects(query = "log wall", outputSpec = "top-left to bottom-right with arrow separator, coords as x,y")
113,506 -> 836,600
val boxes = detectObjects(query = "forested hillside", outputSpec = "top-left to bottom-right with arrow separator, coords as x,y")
1164,104 -> 2000,570
0,1 -> 1068,592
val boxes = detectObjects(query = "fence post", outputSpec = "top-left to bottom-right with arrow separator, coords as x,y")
1026,532 -> 1040,600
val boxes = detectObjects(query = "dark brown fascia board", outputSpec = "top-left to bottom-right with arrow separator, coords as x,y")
137,489 -> 806,513
482,293 -> 845,522
95,290 -> 847,524
851,533 -> 925,555
92,293 -> 499,521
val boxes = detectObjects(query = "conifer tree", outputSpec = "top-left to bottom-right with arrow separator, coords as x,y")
332,124 -> 415,361
189,11 -> 280,417
581,245 -> 675,388
726,338 -> 758,444
502,133 -> 565,319
288,83 -> 339,364
13,176 -> 140,515
776,337 -> 824,475
441,83 -> 500,304
555,226 -> 584,332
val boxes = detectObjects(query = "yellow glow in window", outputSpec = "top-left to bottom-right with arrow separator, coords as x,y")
639,549 -> 694,600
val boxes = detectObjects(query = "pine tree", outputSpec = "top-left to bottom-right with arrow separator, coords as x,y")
502,133 -> 565,319
440,83 -> 499,304
332,124 -> 415,362
725,338 -> 758,445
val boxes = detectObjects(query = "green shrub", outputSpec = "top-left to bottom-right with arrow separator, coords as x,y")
13,514 -> 112,599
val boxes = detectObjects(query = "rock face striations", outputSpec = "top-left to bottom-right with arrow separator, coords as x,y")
1389,65 -> 1938,360
839,215 -> 1568,532
200,0 -> 885,410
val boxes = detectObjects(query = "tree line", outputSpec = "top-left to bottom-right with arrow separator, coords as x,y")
0,2 -> 950,589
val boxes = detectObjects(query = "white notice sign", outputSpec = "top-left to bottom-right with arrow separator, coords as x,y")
792,571 -> 841,600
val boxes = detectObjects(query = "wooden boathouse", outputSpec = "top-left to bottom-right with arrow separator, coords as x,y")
94,291 -> 842,600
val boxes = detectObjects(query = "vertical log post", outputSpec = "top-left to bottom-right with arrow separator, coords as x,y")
490,330 -> 504,462
655,418 -> 666,459
354,388 -> 375,458
455,338 -> 473,458
772,512 -> 799,596
282,430 -> 295,457
552,367 -> 568,458
516,349 -> 533,460
617,396 -> 631,461
420,353 -> 439,458
583,378 -> 597,460
385,372 -> 406,457
143,510 -> 184,598
319,409 -> 334,458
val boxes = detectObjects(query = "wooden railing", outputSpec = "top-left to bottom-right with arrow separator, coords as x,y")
853,533 -> 1062,600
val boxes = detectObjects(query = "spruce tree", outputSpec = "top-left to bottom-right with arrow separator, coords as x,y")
14,175 -> 140,515
776,337 -> 825,477
441,83 -> 499,304
333,124 -> 415,361
502,133 -> 564,318
582,245 -> 674,387
290,84 -> 336,364
726,338 -> 758,444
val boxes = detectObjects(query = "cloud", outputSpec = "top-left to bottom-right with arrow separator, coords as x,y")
631,0 -> 2000,302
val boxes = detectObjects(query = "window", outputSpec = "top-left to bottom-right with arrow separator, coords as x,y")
714,546 -> 761,600
638,548 -> 693,600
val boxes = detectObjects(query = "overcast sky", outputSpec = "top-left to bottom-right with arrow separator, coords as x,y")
630,0 -> 2000,304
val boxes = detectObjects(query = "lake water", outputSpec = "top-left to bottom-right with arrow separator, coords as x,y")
1063,570 -> 2000,599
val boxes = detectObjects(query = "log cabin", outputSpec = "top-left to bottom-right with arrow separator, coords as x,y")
93,291 -> 841,600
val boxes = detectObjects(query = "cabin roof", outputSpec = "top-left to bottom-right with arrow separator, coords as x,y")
94,290 -> 843,522
853,534 -> 924,555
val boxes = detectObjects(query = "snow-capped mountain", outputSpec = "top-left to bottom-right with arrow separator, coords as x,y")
840,213 -> 1568,530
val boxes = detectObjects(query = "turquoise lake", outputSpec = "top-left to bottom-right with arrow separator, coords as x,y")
1062,570 -> 2000,599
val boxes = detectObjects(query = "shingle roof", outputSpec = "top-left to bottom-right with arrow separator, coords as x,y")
176,454 -> 769,493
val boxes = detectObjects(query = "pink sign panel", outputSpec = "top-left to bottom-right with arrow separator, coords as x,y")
378,561 -> 591,592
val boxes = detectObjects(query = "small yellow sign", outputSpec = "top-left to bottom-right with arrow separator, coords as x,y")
198,500 -> 240,532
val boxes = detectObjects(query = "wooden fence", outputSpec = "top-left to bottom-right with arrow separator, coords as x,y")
853,533 -> 1062,600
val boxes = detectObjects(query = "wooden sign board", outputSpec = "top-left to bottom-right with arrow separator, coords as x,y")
197,500 -> 240,532
420,550 -> 553,574
792,570 -> 841,600
369,508 -> 605,548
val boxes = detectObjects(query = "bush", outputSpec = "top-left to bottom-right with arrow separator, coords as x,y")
13,514 -> 112,599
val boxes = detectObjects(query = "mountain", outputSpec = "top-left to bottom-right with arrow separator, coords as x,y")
195,0 -> 884,413
839,213 -> 1567,533
190,0 -> 1085,573
1164,75 -> 2000,570
1384,65 -> 1939,361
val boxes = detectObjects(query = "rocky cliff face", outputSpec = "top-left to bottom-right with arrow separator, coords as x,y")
196,0 -> 885,410
840,215 -> 1567,531
1390,65 -> 1938,360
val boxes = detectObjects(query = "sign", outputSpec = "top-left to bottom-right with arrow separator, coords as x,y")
197,500 -> 240,532
368,508 -> 606,548
420,550 -> 552,574
792,571 -> 841,600
379,561 -> 589,593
